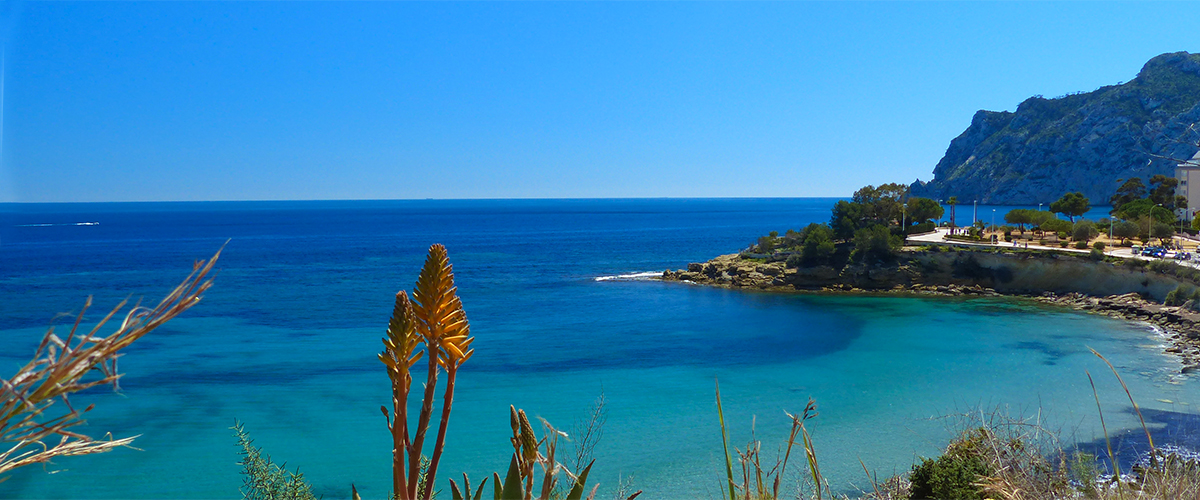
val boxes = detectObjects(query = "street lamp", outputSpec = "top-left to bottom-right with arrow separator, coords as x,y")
1039,203 -> 1043,212
902,203 -> 907,235
991,209 -> 996,243
973,200 -> 978,226
1148,203 -> 1162,246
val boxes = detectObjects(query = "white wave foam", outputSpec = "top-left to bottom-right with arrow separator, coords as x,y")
594,271 -> 662,282
17,222 -> 99,227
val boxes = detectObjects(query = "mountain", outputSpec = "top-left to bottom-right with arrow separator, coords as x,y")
910,51 -> 1200,205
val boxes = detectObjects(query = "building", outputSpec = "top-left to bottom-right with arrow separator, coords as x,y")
1177,150 -> 1200,221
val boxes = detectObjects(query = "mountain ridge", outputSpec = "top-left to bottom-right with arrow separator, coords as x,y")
911,51 -> 1200,205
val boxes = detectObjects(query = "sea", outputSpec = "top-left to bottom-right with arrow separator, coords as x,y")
1,198 -> 1196,499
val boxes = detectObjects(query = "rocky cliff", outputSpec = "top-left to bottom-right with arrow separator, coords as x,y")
910,52 -> 1200,205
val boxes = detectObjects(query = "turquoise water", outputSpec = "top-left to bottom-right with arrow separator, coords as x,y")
0,199 -> 1195,499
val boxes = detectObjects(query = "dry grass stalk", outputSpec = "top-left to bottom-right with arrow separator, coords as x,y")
379,244 -> 475,500
0,250 -> 219,480
715,382 -> 824,500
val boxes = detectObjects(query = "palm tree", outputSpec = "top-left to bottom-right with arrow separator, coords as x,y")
947,196 -> 959,230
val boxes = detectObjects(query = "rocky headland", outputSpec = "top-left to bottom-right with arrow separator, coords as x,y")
662,248 -> 1200,367
910,51 -> 1200,204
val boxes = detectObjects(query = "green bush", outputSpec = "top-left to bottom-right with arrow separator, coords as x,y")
1074,241 -> 1088,249
1089,248 -> 1105,261
1039,240 -> 1048,246
1165,284 -> 1195,306
1072,220 -> 1099,241
909,429 -> 993,500
1093,241 -> 1106,251
1059,241 -> 1069,248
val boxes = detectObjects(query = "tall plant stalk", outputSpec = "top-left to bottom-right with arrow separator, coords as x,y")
380,244 -> 475,500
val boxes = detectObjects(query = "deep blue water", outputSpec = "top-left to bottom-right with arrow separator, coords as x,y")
0,199 -> 1193,499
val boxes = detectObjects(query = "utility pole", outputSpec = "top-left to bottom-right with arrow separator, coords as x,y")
973,200 -> 977,226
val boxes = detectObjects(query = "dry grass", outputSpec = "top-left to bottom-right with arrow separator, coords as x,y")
0,249 -> 219,481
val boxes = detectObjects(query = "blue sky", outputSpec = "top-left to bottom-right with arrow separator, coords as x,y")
0,1 -> 1196,202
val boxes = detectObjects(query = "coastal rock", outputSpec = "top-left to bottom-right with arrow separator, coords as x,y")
911,52 -> 1200,204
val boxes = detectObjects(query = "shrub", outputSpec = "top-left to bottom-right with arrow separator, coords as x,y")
1165,284 -> 1197,306
1089,248 -> 1105,260
1072,220 -> 1099,241
1059,241 -> 1069,248
1093,241 -> 1106,251
1075,241 -> 1088,249
910,429 -> 993,500
1039,240 -> 1048,246
785,253 -> 804,268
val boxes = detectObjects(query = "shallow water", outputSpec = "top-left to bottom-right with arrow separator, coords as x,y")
0,199 -> 1194,499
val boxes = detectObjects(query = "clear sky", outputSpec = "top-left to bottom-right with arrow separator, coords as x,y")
0,1 -> 1196,202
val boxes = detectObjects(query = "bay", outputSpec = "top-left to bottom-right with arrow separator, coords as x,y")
0,199 -> 1194,499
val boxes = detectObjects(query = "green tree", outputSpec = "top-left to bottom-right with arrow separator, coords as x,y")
799,224 -> 836,265
906,197 -> 944,225
830,200 -> 864,241
947,196 -> 959,229
1041,218 -> 1073,234
1072,220 -> 1099,242
1152,221 -> 1174,243
853,225 -> 901,262
1109,177 -> 1146,211
1004,209 -> 1034,233
1149,174 -> 1181,208
1049,192 -> 1090,222
1113,220 -> 1139,243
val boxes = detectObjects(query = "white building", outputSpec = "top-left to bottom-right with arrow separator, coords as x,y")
1177,150 -> 1200,221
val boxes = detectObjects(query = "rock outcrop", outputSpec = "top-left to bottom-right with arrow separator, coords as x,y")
662,249 -> 1200,367
911,51 -> 1200,205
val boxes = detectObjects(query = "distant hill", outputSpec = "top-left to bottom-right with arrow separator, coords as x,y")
911,51 -> 1200,205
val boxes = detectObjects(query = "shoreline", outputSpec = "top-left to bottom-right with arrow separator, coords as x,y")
660,249 -> 1200,369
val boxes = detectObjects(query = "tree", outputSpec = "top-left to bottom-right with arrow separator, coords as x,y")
1029,210 -> 1056,235
1004,209 -> 1034,233
1152,221 -> 1174,243
1149,175 -> 1181,208
1113,220 -> 1139,244
800,224 -> 836,265
947,196 -> 959,229
1041,218 -> 1073,235
1109,177 -> 1146,212
906,197 -> 944,225
853,225 -> 901,262
1072,220 -> 1099,242
830,200 -> 865,240
1049,192 -> 1090,222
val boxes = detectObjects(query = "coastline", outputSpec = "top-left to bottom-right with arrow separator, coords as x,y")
661,249 -> 1200,368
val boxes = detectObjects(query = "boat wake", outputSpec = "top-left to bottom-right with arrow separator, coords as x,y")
593,271 -> 662,282
17,222 -> 100,227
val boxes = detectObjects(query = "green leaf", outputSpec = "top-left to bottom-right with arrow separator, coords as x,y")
500,453 -> 523,500
450,478 -> 465,500
565,460 -> 594,500
492,472 -> 503,500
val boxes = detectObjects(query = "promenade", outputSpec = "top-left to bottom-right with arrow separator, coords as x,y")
906,227 -> 1200,269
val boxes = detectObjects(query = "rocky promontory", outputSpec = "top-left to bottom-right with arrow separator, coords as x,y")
662,248 -> 1200,366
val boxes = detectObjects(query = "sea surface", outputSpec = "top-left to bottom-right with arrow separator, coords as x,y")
0,198 -> 1196,500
